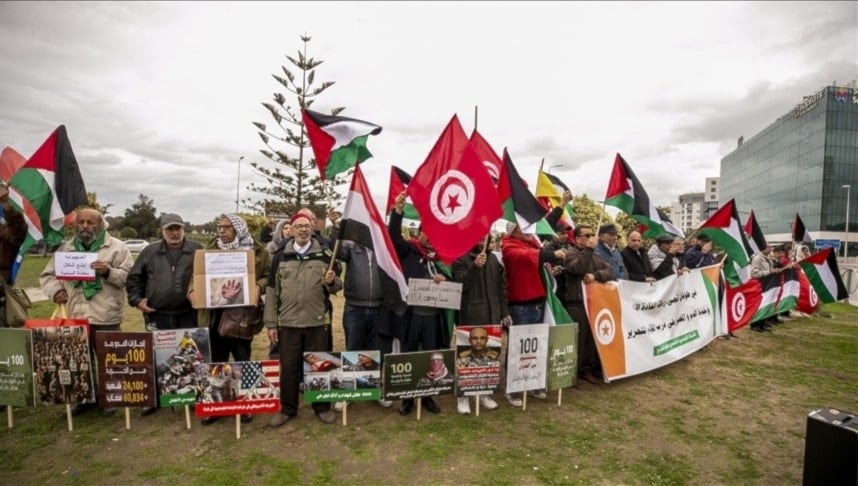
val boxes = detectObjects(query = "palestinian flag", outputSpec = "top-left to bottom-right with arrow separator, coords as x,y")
469,129 -> 503,184
497,149 -> 553,236
302,109 -> 382,180
775,267 -> 799,314
542,264 -> 574,326
604,153 -> 683,238
386,165 -> 419,220
8,126 -> 87,282
791,213 -> 813,244
749,273 -> 782,324
339,165 -> 409,305
798,247 -> 848,303
535,169 -> 574,230
0,145 -> 28,184
743,210 -> 767,256
699,199 -> 754,285
724,277 -> 762,332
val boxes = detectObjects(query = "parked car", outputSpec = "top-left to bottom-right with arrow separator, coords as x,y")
124,239 -> 149,253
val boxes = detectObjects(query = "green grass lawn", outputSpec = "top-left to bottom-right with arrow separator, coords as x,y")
4,255 -> 858,484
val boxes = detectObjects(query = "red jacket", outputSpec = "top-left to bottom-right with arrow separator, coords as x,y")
501,235 -> 546,304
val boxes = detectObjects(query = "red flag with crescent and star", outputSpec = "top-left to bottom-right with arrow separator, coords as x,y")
407,115 -> 502,264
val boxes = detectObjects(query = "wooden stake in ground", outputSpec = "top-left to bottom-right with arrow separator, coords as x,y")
235,414 -> 241,440
522,392 -> 528,412
342,401 -> 348,426
7,405 -> 12,428
557,389 -> 562,406
416,400 -> 422,421
474,396 -> 480,417
125,407 -> 131,430
66,404 -> 73,431
184,406 -> 191,430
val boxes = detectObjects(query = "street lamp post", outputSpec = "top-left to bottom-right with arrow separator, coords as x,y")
843,184 -> 851,259
235,156 -> 244,213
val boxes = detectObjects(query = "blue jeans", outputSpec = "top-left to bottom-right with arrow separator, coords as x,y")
509,304 -> 544,325
343,304 -> 382,351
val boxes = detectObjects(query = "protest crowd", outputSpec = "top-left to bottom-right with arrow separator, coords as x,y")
0,119 -> 848,432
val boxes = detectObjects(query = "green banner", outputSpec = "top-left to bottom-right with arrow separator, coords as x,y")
0,328 -> 35,407
547,323 -> 578,391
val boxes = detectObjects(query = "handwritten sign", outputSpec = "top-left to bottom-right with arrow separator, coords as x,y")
505,323 -> 549,394
194,360 -> 280,417
153,329 -> 212,407
406,279 -> 462,310
455,325 -> 502,396
95,332 -> 156,408
54,252 -> 97,281
547,323 -> 578,391
383,349 -> 456,400
303,351 -> 382,403
0,328 -> 35,407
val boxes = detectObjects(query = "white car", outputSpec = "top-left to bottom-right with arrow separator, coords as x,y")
124,239 -> 149,253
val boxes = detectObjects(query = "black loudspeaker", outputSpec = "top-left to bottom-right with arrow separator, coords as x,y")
802,407 -> 858,486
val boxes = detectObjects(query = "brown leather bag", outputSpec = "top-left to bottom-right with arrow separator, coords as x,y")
217,305 -> 263,340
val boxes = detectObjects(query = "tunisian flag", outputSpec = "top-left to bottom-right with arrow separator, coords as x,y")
407,115 -> 502,264
723,278 -> 762,332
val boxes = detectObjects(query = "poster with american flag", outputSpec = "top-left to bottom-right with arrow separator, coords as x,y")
195,360 -> 280,418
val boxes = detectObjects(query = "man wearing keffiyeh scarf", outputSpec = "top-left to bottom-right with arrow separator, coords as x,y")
39,208 -> 134,417
187,213 -> 271,425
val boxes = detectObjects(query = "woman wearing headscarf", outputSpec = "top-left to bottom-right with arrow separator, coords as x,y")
188,214 -> 271,425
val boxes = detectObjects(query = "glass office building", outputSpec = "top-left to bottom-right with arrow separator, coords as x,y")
720,84 -> 858,251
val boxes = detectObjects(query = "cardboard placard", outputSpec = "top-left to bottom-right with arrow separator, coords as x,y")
192,249 -> 258,309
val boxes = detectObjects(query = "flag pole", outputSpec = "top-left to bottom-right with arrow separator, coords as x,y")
474,105 -> 479,131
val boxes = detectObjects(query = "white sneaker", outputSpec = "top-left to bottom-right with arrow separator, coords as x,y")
528,390 -> 548,399
333,401 -> 344,412
479,395 -> 498,410
457,397 -> 471,415
377,399 -> 393,408
505,393 -> 523,407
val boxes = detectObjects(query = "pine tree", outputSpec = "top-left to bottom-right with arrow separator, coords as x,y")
249,34 -> 346,216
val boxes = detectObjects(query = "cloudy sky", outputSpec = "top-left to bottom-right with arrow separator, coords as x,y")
1,2 -> 856,225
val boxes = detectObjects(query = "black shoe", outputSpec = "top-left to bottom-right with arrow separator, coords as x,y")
240,414 -> 253,424
140,406 -> 159,417
729,332 -> 738,339
70,402 -> 94,417
750,324 -> 763,333
762,323 -> 773,332
200,416 -> 220,426
398,399 -> 414,416
101,407 -> 117,417
422,397 -> 441,414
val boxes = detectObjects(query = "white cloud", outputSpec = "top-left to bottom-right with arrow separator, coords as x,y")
0,1 -> 855,224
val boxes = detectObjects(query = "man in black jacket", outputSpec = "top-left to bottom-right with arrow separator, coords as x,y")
620,231 -> 654,282
126,213 -> 202,416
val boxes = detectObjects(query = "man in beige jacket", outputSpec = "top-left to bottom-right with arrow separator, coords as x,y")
40,208 -> 133,416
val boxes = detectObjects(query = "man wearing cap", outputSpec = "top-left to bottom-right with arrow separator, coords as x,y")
265,210 -> 341,427
594,224 -> 627,280
126,213 -> 202,416
684,234 -> 716,269
649,234 -> 687,280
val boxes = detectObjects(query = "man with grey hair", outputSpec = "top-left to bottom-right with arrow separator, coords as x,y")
40,207 -> 134,417
126,213 -> 202,417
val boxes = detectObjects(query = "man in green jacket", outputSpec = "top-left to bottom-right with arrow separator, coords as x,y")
265,211 -> 342,427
